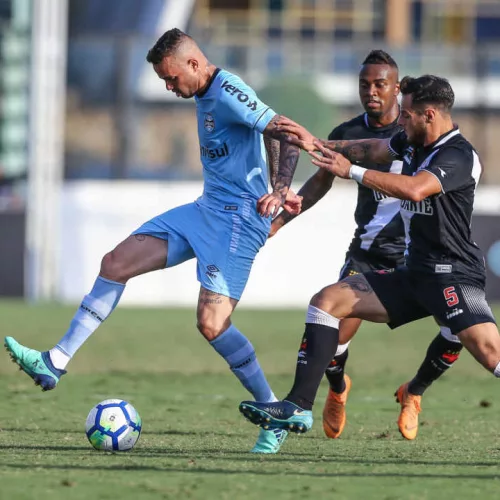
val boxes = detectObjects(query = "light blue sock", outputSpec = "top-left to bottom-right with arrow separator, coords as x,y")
55,276 -> 125,358
210,324 -> 275,402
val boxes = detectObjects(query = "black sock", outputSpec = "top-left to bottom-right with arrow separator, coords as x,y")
408,332 -> 463,396
325,348 -> 349,393
285,323 -> 339,410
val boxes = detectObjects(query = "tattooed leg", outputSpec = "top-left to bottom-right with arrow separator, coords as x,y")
310,274 -> 389,323
197,287 -> 276,402
340,274 -> 375,294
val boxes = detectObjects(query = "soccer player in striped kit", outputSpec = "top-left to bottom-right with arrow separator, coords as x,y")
270,52 -> 463,441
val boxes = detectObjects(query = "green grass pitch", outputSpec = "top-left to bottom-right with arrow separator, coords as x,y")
1,300 -> 500,499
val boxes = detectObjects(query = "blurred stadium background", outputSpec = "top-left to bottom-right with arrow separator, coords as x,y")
1,0 -> 500,307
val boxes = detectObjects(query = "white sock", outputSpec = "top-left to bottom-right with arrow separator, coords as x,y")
494,361 -> 500,378
49,347 -> 71,370
306,304 -> 340,328
335,341 -> 351,357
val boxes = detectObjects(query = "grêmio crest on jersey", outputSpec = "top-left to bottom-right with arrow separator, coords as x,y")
204,113 -> 215,132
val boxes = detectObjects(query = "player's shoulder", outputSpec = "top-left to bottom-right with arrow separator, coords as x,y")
435,131 -> 475,163
217,68 -> 241,84
216,69 -> 255,95
448,132 -> 475,153
328,114 -> 365,140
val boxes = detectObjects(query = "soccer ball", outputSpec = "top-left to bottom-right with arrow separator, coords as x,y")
85,399 -> 142,451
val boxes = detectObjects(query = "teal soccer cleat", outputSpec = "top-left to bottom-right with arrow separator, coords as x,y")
251,427 -> 289,454
239,400 -> 313,434
4,337 -> 65,391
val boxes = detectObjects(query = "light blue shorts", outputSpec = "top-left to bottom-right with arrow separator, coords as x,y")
132,201 -> 269,300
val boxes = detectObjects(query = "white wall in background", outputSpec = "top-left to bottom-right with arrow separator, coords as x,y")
58,181 -> 357,308
59,181 -> 500,308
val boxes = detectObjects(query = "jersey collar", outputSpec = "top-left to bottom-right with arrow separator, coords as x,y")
428,126 -> 461,150
196,67 -> 221,99
363,111 -> 400,132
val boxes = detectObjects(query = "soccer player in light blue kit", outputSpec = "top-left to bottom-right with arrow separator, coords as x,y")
5,29 -> 302,454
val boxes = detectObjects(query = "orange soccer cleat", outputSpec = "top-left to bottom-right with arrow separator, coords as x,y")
395,382 -> 422,440
322,374 -> 352,439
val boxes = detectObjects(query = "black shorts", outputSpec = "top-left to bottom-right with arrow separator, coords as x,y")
364,266 -> 496,334
339,252 -> 400,280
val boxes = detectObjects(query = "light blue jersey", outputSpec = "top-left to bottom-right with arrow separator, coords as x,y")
195,68 -> 276,214
132,68 -> 277,299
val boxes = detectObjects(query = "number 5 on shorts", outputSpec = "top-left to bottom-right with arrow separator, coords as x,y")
443,286 -> 459,307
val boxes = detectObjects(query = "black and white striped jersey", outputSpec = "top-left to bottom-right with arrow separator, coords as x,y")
389,128 -> 485,284
328,113 -> 405,266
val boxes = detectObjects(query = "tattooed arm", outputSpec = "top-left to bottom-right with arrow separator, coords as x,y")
275,116 -> 394,165
263,136 -> 280,189
310,141 -> 442,202
321,138 -> 394,166
258,115 -> 301,217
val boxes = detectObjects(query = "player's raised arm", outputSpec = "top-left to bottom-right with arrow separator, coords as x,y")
276,116 -> 395,166
310,140 -> 441,202
322,137 -> 395,166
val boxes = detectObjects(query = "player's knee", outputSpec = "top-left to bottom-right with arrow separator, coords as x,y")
197,317 -> 230,341
100,251 -> 130,283
310,288 -> 337,314
310,290 -> 325,308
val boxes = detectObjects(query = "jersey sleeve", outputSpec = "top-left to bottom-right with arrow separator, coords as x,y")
423,146 -> 475,193
217,74 -> 276,133
388,130 -> 408,159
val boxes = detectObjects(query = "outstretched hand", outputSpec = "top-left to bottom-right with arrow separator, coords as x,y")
274,117 -> 318,152
309,141 -> 351,178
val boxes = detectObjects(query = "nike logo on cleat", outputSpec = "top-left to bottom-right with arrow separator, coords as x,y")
293,409 -> 306,416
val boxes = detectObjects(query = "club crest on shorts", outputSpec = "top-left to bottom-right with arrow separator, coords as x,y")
204,113 -> 215,132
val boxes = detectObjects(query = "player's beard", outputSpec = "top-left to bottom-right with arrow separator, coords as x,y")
178,90 -> 196,99
365,108 -> 384,118
406,125 -> 427,147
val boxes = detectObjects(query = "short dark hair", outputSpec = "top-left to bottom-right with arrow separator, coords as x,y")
361,50 -> 398,69
400,75 -> 455,112
146,28 -> 191,64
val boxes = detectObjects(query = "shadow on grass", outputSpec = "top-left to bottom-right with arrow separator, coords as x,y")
1,463 -> 499,480
0,428 -> 83,435
130,450 -> 500,468
0,428 -> 246,437
0,444 -> 90,452
1,444 -> 499,470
